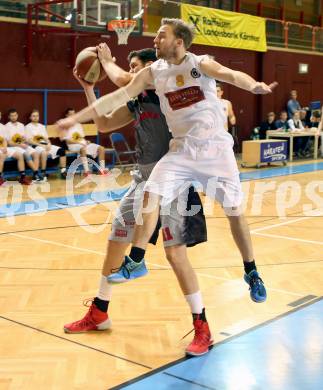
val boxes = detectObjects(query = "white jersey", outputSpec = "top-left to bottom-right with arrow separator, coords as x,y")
25,122 -> 48,143
0,124 -> 6,147
151,52 -> 231,144
5,121 -> 26,143
65,123 -> 85,142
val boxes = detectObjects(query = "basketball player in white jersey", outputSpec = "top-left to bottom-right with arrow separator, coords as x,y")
0,111 -> 31,185
26,109 -> 67,179
62,108 -> 108,176
216,82 -> 236,130
5,108 -> 45,183
64,47 -> 212,357
0,117 -> 8,186
58,18 -> 277,337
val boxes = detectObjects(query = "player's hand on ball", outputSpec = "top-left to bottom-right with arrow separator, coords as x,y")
73,67 -> 94,89
97,43 -> 116,64
251,81 -> 278,94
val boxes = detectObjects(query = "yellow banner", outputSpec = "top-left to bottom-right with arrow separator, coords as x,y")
181,4 -> 267,52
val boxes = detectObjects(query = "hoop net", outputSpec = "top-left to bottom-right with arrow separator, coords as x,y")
107,19 -> 136,45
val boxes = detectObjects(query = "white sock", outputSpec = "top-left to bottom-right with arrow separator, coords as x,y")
99,159 -> 105,170
82,156 -> 89,172
185,291 -> 204,314
97,275 -> 112,301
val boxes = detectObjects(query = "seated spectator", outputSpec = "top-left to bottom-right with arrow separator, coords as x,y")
6,108 -> 45,183
300,109 -> 312,128
0,111 -> 8,186
309,111 -> 321,128
0,110 -> 31,185
259,112 -> 277,139
61,108 -> 108,176
288,111 -> 304,132
287,111 -> 308,157
275,110 -> 289,130
26,109 -> 67,179
287,90 -> 302,118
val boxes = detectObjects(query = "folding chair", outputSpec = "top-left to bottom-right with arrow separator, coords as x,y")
109,132 -> 137,170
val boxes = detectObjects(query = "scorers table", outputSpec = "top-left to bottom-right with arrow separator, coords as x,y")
241,139 -> 288,168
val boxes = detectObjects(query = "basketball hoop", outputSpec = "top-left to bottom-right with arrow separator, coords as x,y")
107,19 -> 136,45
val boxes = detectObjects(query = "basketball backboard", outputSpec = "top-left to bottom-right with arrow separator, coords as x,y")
72,0 -> 143,35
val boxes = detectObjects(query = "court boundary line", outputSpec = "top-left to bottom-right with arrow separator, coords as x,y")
109,296 -> 323,390
2,230 -> 306,297
0,316 -> 152,370
162,372 -> 217,390
251,214 -> 323,233
1,255 -> 322,272
253,232 -> 323,246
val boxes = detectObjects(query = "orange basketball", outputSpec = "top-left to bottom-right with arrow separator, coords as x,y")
75,47 -> 106,83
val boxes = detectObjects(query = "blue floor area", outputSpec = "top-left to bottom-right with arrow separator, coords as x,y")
240,161 -> 323,181
0,188 -> 128,218
1,162 -> 322,219
113,298 -> 323,390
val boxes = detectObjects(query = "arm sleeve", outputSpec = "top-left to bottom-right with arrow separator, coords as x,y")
92,88 -> 131,117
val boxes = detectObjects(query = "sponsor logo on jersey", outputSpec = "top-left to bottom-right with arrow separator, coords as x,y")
134,111 -> 161,127
190,68 -> 201,78
176,75 -> 185,87
165,86 -> 205,111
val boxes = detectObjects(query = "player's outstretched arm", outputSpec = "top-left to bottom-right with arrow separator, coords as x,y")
56,66 -> 153,132
97,43 -> 133,87
93,66 -> 154,116
200,57 -> 277,94
73,68 -> 133,132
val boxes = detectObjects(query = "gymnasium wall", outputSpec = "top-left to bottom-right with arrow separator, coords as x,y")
0,20 -> 322,147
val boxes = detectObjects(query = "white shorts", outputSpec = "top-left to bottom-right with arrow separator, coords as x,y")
5,147 -> 20,158
68,143 -> 100,158
144,137 -> 243,209
35,145 -> 61,159
110,167 -> 207,248
9,146 -> 36,156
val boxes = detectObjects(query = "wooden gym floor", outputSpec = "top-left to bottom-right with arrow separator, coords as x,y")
0,160 -> 322,389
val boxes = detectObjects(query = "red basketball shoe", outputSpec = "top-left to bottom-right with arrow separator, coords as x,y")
64,300 -> 111,333
185,318 -> 213,356
98,169 -> 110,176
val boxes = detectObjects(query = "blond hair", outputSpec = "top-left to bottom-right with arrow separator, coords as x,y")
161,18 -> 195,49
